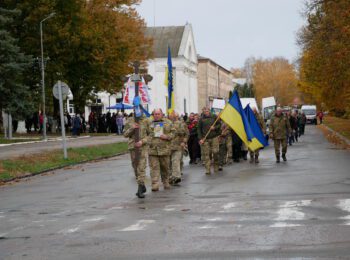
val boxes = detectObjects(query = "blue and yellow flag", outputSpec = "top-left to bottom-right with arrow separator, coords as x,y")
244,104 -> 268,147
220,91 -> 263,152
164,46 -> 174,114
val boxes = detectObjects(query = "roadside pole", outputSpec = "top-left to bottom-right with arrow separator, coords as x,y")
58,81 -> 68,159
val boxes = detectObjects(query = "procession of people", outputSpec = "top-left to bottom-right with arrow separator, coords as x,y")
123,104 -> 306,199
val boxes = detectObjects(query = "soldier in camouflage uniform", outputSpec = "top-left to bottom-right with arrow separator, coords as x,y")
218,122 -> 233,170
198,107 -> 221,175
123,115 -> 149,198
249,108 -> 266,163
169,112 -> 189,185
146,109 -> 175,191
270,107 -> 292,163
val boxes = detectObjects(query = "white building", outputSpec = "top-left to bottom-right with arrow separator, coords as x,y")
145,24 -> 198,114
68,23 -> 198,121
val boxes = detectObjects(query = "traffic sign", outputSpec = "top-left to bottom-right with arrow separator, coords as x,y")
53,81 -> 70,100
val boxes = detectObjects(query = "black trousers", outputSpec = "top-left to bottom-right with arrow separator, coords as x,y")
188,135 -> 201,162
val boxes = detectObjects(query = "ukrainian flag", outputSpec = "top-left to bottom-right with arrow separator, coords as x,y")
244,104 -> 268,147
164,46 -> 174,114
220,91 -> 263,152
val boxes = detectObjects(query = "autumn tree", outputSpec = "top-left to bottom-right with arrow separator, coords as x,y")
297,0 -> 350,117
252,57 -> 300,106
2,0 -> 153,114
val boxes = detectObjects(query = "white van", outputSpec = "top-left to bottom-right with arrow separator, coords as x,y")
240,98 -> 259,112
262,97 -> 276,132
301,105 -> 317,124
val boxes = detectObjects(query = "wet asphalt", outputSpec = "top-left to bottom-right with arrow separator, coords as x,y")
0,125 -> 350,260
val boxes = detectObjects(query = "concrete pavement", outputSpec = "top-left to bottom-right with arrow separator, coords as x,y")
0,125 -> 350,259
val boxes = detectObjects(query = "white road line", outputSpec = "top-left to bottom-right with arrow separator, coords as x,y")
198,224 -> 216,229
222,203 -> 236,210
59,226 -> 80,234
338,199 -> 350,225
119,220 -> 155,231
270,200 -> 311,227
82,216 -> 105,222
206,217 -> 222,222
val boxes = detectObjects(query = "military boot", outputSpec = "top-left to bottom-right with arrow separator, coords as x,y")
136,184 -> 145,198
250,156 -> 254,163
255,155 -> 259,164
163,181 -> 171,190
151,182 -> 159,192
276,156 -> 280,163
282,154 -> 287,161
214,165 -> 219,173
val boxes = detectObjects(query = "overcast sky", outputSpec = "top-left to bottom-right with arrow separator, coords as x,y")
136,0 -> 305,69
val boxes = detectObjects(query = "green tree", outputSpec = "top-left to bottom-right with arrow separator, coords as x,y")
2,0 -> 152,114
0,8 -> 33,119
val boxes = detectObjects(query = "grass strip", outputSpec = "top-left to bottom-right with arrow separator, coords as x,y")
323,116 -> 350,140
0,138 -> 39,144
0,142 -> 128,182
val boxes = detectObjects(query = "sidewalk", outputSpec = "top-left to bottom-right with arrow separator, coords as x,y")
0,135 -> 127,160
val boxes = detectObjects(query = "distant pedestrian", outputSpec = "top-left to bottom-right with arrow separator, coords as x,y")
116,113 -> 124,135
38,112 -> 44,134
317,111 -> 324,124
187,113 -> 200,164
270,107 -> 292,163
72,114 -> 82,136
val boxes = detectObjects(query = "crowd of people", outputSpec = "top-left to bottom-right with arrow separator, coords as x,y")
23,111 -> 129,137
123,106 -> 309,199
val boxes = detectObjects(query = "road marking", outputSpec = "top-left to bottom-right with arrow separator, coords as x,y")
206,217 -> 222,222
82,216 -> 105,222
222,203 -> 236,210
119,220 -> 155,231
270,200 -> 311,227
163,208 -> 176,212
108,206 -> 124,210
59,226 -> 80,234
198,224 -> 216,229
338,199 -> 350,225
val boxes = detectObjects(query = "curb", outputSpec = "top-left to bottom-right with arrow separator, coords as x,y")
320,124 -> 350,146
0,135 -> 91,147
0,151 -> 128,185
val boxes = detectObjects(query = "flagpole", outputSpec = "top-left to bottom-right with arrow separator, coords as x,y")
201,108 -> 225,143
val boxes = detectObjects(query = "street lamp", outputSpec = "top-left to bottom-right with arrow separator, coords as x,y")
40,12 -> 55,141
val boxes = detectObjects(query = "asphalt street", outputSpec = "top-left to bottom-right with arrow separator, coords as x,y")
0,135 -> 126,159
0,125 -> 350,259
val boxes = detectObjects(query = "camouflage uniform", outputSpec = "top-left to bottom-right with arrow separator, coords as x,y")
218,123 -> 232,167
123,116 -> 148,185
170,119 -> 189,183
146,118 -> 175,190
270,113 -> 292,162
198,114 -> 221,174
249,112 -> 266,163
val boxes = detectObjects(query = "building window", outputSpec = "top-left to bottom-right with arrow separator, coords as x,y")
184,98 -> 187,113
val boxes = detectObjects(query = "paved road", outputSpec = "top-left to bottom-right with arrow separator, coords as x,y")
1,125 -> 350,259
0,135 -> 126,159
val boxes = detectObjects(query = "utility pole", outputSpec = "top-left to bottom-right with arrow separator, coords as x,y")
40,12 -> 55,141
